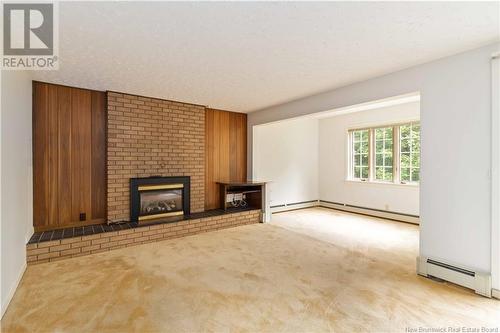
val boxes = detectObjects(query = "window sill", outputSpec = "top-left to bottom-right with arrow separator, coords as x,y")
345,179 -> 419,188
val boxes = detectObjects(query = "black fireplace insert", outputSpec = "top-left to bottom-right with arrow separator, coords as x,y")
130,176 -> 190,223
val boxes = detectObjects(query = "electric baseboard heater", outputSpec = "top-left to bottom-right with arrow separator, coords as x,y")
417,256 -> 491,297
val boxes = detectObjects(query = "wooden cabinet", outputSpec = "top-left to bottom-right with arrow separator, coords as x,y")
218,182 -> 265,211
205,108 -> 247,210
33,82 -> 106,231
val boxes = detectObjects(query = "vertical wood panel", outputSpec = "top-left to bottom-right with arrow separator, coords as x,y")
219,111 -> 230,182
71,89 -> 92,222
212,109 -> 221,209
205,108 -> 247,210
33,82 -> 49,228
91,91 -> 106,219
229,114 -> 238,181
57,85 -> 72,226
238,113 -> 247,181
230,113 -> 247,181
81,91 -> 93,221
205,109 -> 215,210
47,84 -> 59,227
33,82 -> 106,231
70,89 -> 81,223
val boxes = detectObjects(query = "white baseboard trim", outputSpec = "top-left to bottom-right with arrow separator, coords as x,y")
493,288 -> 500,300
1,262 -> 27,319
319,200 -> 419,224
417,256 -> 492,298
270,200 -> 319,213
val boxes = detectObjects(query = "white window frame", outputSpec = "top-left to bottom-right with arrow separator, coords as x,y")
398,122 -> 420,185
349,129 -> 370,181
372,125 -> 396,183
347,121 -> 420,186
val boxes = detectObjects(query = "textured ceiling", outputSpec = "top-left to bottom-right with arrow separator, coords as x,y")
34,2 -> 499,112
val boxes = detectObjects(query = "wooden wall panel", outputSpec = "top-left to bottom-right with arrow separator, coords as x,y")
205,109 -> 215,210
47,84 -> 59,228
231,113 -> 247,181
71,88 -> 92,223
33,83 -> 49,228
57,85 -> 72,225
91,91 -> 106,219
205,108 -> 247,210
33,82 -> 106,231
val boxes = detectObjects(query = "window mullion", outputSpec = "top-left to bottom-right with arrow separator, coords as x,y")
348,131 -> 352,179
369,128 -> 374,181
410,123 -> 414,183
394,126 -> 400,184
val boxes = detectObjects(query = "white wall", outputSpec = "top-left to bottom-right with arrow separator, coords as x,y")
1,70 -> 33,318
248,43 -> 500,276
492,55 -> 500,293
319,102 -> 420,216
253,117 -> 319,207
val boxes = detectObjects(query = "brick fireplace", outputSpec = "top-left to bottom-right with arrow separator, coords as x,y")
107,92 -> 205,222
28,84 -> 257,265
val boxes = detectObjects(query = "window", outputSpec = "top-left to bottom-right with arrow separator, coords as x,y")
374,127 -> 393,182
348,122 -> 420,185
399,122 -> 420,183
351,129 -> 369,180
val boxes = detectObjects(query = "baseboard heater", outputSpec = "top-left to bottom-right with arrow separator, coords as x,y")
417,256 -> 491,297
319,200 -> 419,224
270,200 -> 319,213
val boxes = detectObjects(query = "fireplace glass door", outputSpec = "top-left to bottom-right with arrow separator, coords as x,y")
138,184 -> 183,221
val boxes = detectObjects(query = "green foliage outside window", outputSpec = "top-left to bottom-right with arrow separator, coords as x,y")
400,123 -> 420,183
374,127 -> 393,182
350,122 -> 420,184
352,129 -> 369,179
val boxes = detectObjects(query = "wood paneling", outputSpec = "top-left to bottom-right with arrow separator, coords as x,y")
91,91 -> 106,219
47,85 -> 58,227
33,83 -> 49,228
57,85 -> 72,225
33,82 -> 106,231
205,108 -> 247,210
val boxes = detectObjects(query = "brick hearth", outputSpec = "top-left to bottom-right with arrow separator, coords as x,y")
27,209 -> 260,265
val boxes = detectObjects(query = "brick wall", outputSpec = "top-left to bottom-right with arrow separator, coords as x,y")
27,210 -> 261,265
107,92 -> 205,222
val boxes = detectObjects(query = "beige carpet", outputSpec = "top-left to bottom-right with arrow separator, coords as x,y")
1,207 -> 499,332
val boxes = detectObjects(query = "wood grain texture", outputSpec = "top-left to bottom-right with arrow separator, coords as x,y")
91,91 -> 106,219
57,85 -> 72,225
71,88 -> 92,223
205,108 -> 247,210
33,82 -> 49,228
33,82 -> 106,231
47,84 -> 59,228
